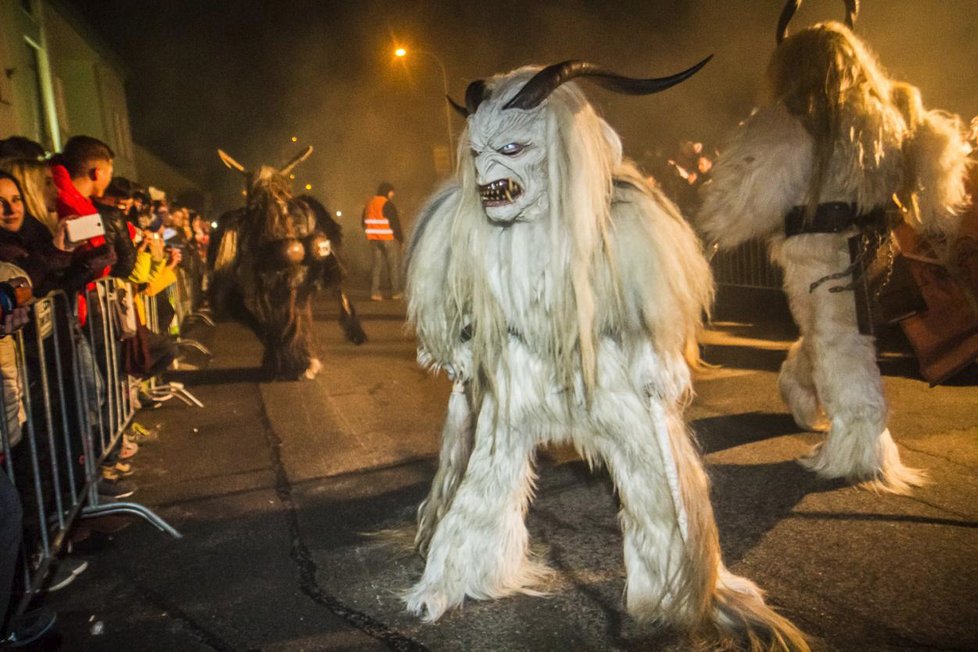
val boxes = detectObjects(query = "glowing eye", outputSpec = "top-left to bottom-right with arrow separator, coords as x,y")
498,143 -> 525,156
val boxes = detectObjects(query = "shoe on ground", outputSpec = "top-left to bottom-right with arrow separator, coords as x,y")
118,438 -> 139,460
128,422 -> 160,443
97,478 -> 136,500
391,292 -> 404,300
102,462 -> 133,478
370,294 -> 383,301
136,390 -> 161,408
0,607 -> 57,648
100,466 -> 121,482
44,558 -> 88,593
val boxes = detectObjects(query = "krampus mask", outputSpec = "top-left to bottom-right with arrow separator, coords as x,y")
447,58 -> 711,226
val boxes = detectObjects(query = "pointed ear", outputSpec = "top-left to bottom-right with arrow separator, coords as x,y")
217,149 -> 246,173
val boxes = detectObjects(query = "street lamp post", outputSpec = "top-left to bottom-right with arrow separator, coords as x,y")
395,47 -> 455,171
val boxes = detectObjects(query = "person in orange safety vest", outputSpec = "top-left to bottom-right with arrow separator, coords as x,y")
361,181 -> 403,301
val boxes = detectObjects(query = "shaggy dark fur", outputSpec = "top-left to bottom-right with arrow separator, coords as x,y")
296,194 -> 367,345
210,156 -> 364,379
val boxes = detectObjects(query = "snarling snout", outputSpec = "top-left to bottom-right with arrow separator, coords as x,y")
478,179 -> 524,207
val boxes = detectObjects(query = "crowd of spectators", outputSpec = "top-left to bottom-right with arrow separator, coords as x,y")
0,133 -> 213,646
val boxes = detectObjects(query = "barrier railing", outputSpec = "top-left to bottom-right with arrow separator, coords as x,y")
711,239 -> 783,290
0,280 -> 180,620
141,281 -> 205,407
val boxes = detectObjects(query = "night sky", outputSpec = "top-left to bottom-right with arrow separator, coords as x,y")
66,0 -> 978,224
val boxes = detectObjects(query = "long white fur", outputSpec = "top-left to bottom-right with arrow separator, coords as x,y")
696,34 -> 970,494
698,105 -> 814,250
904,109 -> 972,237
406,67 -> 808,649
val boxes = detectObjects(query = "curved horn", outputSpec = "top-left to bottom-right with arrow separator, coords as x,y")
776,0 -> 802,44
777,0 -> 859,44
465,79 -> 488,114
843,0 -> 859,28
280,145 -> 313,176
217,149 -> 246,173
447,95 -> 468,118
503,56 -> 713,111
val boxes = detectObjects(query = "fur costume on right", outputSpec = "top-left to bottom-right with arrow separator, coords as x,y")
697,4 -> 970,494
406,59 -> 808,650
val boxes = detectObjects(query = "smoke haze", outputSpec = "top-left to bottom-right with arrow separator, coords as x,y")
70,0 -> 978,228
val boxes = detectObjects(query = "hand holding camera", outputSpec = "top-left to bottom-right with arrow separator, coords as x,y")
148,231 -> 165,261
167,246 -> 183,268
0,277 -> 32,337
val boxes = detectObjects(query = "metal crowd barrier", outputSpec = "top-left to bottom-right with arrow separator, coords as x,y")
0,281 -> 180,620
711,239 -> 783,290
141,284 -> 204,407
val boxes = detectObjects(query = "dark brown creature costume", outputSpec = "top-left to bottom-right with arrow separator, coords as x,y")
210,147 -> 364,380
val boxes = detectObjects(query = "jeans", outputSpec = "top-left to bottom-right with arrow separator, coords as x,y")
370,240 -> 402,297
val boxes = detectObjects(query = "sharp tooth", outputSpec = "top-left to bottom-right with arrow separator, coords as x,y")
505,190 -> 512,201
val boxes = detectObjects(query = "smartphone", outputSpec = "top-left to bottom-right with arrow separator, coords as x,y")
65,213 -> 105,243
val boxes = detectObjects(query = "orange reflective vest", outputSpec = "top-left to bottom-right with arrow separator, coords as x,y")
363,196 -> 394,241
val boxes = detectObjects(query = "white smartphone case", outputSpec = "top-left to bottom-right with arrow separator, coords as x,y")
65,214 -> 105,243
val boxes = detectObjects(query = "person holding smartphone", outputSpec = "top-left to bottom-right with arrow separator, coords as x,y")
0,171 -> 112,297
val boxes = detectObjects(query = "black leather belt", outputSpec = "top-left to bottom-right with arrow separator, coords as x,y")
784,202 -> 890,237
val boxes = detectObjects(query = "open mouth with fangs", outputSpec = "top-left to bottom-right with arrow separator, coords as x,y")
478,179 -> 524,207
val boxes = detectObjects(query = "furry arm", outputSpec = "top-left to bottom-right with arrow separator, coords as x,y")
608,168 -> 714,398
697,104 -> 813,249
905,109 -> 972,237
406,183 -> 470,378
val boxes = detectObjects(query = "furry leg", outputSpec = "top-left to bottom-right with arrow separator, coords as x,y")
778,338 -> 828,432
338,288 -> 367,345
802,330 -> 925,494
586,394 -> 699,624
405,402 -> 548,621
415,381 -> 474,556
589,390 -> 808,649
302,357 -> 322,380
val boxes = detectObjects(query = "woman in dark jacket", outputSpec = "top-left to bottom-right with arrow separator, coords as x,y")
0,171 -> 115,297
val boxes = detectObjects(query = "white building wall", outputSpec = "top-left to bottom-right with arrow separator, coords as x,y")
0,0 -> 136,178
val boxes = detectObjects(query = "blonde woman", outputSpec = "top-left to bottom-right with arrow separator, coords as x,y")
0,159 -> 58,235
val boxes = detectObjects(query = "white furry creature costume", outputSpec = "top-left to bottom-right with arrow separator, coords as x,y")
405,60 -> 808,649
697,8 -> 970,495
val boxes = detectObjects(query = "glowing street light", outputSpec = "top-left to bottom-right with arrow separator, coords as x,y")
305,183 -> 312,191
335,210 -> 343,217
291,136 -> 298,142
393,46 -> 454,171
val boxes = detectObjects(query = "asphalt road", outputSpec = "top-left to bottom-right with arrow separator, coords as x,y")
42,290 -> 978,651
